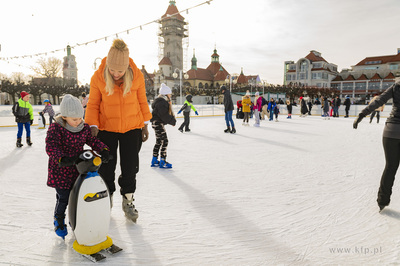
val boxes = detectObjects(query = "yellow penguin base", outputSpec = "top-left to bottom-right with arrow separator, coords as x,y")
73,236 -> 113,255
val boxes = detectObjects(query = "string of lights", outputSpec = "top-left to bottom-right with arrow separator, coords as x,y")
0,0 -> 213,62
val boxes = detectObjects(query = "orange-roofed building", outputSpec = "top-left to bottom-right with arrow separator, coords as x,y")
284,50 -> 338,88
331,48 -> 400,99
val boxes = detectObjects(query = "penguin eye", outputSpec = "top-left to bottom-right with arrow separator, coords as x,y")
83,151 -> 93,160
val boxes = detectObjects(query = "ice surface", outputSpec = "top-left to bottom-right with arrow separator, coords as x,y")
1,112 -> 399,265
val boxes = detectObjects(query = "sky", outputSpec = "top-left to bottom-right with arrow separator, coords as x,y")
0,0 -> 400,86
3,105 -> 400,265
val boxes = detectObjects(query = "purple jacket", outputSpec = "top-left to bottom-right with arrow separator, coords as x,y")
45,122 -> 108,189
254,97 -> 263,112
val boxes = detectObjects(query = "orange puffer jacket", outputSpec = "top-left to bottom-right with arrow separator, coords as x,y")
85,57 -> 152,133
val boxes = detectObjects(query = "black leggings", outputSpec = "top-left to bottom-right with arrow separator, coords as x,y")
152,121 -> 169,159
378,137 -> 400,206
97,129 -> 142,195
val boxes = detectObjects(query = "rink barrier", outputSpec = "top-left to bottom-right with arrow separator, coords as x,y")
0,104 -> 393,127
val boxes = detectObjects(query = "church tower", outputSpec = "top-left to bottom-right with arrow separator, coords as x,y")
63,45 -> 78,85
159,0 -> 188,75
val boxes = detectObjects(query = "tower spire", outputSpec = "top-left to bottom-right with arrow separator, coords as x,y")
191,48 -> 197,70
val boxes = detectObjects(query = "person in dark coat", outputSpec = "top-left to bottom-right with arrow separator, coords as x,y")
333,96 -> 341,117
343,95 -> 351,118
353,80 -> 400,211
322,96 -> 330,120
300,97 -> 308,117
221,85 -> 236,134
307,100 -> 313,115
150,83 -> 176,168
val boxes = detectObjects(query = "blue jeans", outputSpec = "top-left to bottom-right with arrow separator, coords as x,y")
17,122 -> 31,138
225,110 -> 235,128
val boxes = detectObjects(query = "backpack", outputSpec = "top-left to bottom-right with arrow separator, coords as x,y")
261,97 -> 267,106
12,102 -> 20,117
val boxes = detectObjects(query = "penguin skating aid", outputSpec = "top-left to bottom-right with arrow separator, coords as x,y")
68,150 -> 122,262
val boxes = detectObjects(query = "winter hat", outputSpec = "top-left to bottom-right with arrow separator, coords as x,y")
43,99 -> 50,103
159,83 -> 172,95
245,90 -> 250,96
186,94 -> 193,102
60,94 -> 84,118
221,85 -> 227,92
106,39 -> 129,71
20,91 -> 29,98
300,96 -> 303,100
255,92 -> 259,96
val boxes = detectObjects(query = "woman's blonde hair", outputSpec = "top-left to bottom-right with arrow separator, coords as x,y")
104,66 -> 133,96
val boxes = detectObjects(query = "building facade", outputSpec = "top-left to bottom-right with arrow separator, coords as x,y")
284,50 -> 338,88
331,49 -> 400,98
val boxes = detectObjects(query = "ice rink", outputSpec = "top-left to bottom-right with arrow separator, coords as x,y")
1,112 -> 400,265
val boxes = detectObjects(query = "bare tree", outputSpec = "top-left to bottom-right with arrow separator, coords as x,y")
10,72 -> 29,84
31,57 -> 62,78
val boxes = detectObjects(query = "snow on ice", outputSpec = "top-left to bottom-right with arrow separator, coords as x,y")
1,105 -> 400,265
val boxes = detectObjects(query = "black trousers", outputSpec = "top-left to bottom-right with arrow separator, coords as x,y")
54,188 -> 70,217
97,129 -> 142,195
179,112 -> 190,131
378,137 -> 400,206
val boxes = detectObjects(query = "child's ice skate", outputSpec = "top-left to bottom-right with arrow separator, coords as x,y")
151,156 -> 159,167
54,214 -> 68,239
159,158 -> 172,168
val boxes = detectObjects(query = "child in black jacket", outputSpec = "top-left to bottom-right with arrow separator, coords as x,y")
150,83 -> 176,168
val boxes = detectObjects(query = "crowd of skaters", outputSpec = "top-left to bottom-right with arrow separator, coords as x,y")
234,93 -> 356,126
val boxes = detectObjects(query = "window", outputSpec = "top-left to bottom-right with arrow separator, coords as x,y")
365,60 -> 382,64
369,82 -> 380,91
300,61 -> 308,72
383,82 -> 393,90
364,66 -> 379,70
343,82 -> 353,91
389,64 -> 399,70
286,74 -> 291,81
313,63 -> 322,68
198,82 -> 203,89
331,83 -> 339,89
355,82 -> 366,91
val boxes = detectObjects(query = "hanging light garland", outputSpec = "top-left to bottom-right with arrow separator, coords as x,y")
0,0 -> 213,62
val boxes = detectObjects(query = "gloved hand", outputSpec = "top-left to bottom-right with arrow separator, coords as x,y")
100,149 -> 110,163
177,110 -> 182,115
30,120 -> 33,125
353,113 -> 365,129
90,126 -> 99,137
195,111 -> 198,116
59,156 -> 78,167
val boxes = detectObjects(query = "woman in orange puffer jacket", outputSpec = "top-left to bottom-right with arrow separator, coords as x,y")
85,39 -> 152,223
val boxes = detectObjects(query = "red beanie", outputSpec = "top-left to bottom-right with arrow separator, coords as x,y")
20,91 -> 29,98
300,96 -> 303,100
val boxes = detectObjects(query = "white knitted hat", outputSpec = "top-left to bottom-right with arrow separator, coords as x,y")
159,83 -> 172,95
60,94 -> 84,118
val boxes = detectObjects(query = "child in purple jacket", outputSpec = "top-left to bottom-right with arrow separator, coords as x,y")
45,94 -> 109,239
40,99 -> 55,126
